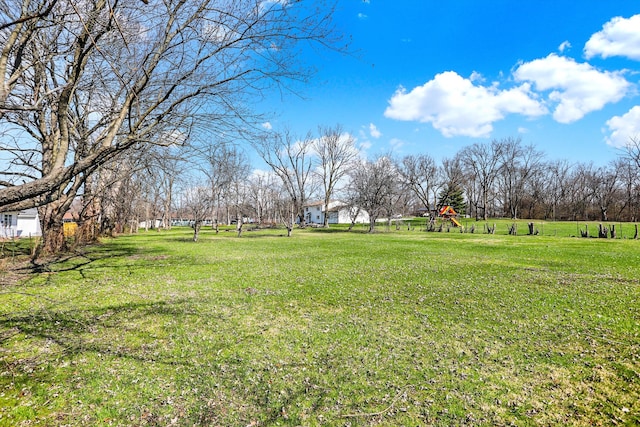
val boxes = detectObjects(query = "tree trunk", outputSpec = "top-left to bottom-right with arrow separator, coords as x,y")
486,223 -> 496,234
323,199 -> 330,228
482,192 -> 488,221
193,222 -> 201,242
75,175 -> 99,244
144,204 -> 150,231
76,220 -> 99,245
236,218 -> 243,237
580,224 -> 589,238
598,223 -> 608,238
37,209 -> 67,257
600,207 -> 608,222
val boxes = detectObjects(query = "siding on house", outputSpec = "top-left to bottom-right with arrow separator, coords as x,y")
303,201 -> 325,224
0,208 -> 42,238
303,201 -> 369,225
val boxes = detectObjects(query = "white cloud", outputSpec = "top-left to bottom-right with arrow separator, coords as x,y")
202,23 -> 234,44
558,40 -> 571,53
605,106 -> 640,147
390,138 -> 405,150
518,127 -> 529,134
513,54 -> 630,123
358,140 -> 372,151
585,14 -> 640,60
261,122 -> 272,130
250,168 -> 273,180
384,71 -> 546,138
469,71 -> 484,83
357,13 -> 368,20
369,123 -> 382,138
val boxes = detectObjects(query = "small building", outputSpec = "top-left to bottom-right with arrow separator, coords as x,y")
0,208 -> 42,238
303,201 -> 369,225
304,201 -> 326,224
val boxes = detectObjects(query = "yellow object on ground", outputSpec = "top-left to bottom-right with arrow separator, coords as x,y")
63,222 -> 78,237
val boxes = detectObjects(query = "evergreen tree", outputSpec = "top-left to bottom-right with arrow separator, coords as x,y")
438,185 -> 466,215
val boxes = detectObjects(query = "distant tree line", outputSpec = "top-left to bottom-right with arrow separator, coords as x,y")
85,133 -> 640,239
3,2 -> 640,253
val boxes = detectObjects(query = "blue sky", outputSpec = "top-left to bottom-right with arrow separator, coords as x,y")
260,0 -> 640,165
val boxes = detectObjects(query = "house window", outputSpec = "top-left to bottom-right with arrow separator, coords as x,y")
3,214 -> 12,226
316,215 -> 320,220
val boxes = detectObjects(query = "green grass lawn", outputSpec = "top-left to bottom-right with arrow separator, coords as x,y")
1,225 -> 639,426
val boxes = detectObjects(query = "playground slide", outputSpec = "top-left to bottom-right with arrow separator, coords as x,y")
450,217 -> 462,227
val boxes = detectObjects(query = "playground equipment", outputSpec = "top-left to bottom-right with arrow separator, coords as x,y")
438,205 -> 461,227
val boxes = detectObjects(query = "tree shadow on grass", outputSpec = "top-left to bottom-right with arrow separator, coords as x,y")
0,297 -> 218,425
2,239 -> 172,288
0,298 -> 208,367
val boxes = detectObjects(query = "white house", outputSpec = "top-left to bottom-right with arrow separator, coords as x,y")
303,201 -> 369,225
0,208 -> 42,238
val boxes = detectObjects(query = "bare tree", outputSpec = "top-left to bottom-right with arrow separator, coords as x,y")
246,170 -> 279,225
88,151 -> 152,236
313,124 -> 358,227
266,179 -> 297,237
1,0 -> 340,251
348,155 -> 398,232
614,156 -> 640,221
541,159 -> 573,220
197,142 -> 242,232
222,147 -> 251,236
496,137 -> 544,219
179,183 -> 212,242
0,0 -> 59,117
623,136 -> 640,169
567,163 -> 597,220
460,140 -> 503,220
254,128 -> 315,232
398,153 -> 440,212
589,162 -> 620,222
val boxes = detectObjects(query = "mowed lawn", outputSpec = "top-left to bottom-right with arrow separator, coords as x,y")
1,225 -> 639,426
